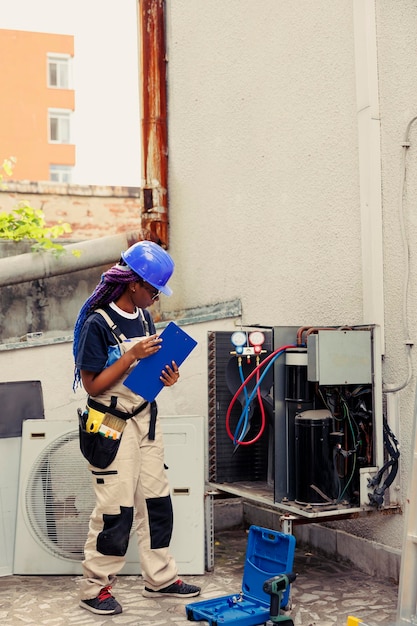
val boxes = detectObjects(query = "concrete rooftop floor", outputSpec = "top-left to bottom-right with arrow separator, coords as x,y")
0,527 -> 399,626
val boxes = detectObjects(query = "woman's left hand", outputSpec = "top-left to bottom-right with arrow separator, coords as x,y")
160,361 -> 180,387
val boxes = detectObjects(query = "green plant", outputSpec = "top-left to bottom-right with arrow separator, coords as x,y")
0,157 -> 79,256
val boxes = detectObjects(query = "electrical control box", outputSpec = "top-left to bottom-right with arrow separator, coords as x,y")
307,329 -> 372,385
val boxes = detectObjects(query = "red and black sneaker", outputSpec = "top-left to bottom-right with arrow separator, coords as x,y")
143,578 -> 201,598
80,585 -> 122,615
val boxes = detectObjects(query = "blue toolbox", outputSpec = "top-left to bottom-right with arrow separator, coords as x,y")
186,525 -> 296,626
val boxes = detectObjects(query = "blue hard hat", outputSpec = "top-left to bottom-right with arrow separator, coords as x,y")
121,241 -> 174,296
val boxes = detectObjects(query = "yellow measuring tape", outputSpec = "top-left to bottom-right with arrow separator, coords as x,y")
85,407 -> 105,433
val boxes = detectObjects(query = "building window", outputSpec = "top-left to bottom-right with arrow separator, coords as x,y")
48,110 -> 71,143
50,165 -> 72,183
48,55 -> 71,89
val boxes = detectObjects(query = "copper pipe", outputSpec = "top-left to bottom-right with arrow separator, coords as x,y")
296,326 -> 313,346
304,326 -> 356,344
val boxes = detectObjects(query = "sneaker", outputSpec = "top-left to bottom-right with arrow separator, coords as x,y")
80,585 -> 122,615
143,578 -> 201,598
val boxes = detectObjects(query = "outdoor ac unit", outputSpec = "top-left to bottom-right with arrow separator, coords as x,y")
13,416 -> 205,575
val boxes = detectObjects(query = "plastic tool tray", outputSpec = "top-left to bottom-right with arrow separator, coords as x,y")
186,525 -> 296,626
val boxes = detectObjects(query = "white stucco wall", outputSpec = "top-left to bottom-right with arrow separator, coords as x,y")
164,0 -> 417,554
166,0 -> 362,328
377,1 -> 417,473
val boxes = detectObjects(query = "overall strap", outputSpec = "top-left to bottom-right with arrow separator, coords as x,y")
95,308 -> 127,343
138,308 -> 150,336
92,308 -> 157,440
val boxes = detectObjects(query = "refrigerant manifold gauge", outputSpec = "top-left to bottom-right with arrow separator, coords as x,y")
230,331 -> 247,354
248,331 -> 265,353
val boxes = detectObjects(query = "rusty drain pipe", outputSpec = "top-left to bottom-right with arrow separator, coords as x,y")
139,0 -> 169,248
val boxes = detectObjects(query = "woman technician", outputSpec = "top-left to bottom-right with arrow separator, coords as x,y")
73,240 -> 200,616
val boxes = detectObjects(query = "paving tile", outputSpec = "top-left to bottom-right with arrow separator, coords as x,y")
0,527 -> 399,625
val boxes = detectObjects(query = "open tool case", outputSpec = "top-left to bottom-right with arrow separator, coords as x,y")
186,525 -> 296,626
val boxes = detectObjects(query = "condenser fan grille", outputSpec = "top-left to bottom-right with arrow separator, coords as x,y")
25,430 -> 94,561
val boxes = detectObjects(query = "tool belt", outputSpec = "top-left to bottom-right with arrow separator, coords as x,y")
78,407 -> 120,469
87,397 -> 148,420
78,398 -> 158,469
87,397 -> 158,440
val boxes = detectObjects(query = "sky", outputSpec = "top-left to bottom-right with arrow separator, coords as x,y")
0,0 -> 142,186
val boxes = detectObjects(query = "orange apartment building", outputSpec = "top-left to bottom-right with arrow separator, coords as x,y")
0,29 -> 75,182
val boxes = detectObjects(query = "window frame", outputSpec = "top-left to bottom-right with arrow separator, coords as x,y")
47,54 -> 72,89
49,165 -> 72,183
48,109 -> 71,144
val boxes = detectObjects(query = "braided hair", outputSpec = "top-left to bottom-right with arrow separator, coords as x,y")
73,260 -> 140,389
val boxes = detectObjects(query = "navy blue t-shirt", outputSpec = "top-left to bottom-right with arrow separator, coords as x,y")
76,304 -> 156,374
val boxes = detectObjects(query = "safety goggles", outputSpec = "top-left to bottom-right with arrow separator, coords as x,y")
143,282 -> 161,301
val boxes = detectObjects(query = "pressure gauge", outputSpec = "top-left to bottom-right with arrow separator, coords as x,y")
248,331 -> 265,353
231,331 -> 247,354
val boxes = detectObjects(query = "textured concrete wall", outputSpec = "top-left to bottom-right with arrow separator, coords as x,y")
0,262 -> 109,342
166,0 -> 362,329
325,0 -> 417,553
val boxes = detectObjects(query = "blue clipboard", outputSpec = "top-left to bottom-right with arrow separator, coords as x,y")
123,321 -> 198,401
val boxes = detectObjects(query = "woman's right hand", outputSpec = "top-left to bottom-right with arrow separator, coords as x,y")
130,334 -> 162,360
81,334 -> 162,396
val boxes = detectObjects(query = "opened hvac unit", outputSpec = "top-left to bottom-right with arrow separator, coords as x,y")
13,416 -> 205,575
207,325 -> 398,519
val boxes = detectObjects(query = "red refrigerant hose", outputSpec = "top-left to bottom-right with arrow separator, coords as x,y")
226,344 -> 295,445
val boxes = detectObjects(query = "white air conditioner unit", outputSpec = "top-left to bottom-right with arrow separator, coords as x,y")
13,416 -> 205,575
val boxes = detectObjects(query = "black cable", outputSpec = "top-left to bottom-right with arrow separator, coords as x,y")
368,418 -> 400,508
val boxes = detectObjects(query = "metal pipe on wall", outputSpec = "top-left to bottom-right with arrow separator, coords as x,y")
352,0 -> 385,343
0,232 -> 141,287
139,0 -> 169,248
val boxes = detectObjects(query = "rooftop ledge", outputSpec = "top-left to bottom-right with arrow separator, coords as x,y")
0,299 -> 242,351
2,180 -> 141,198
